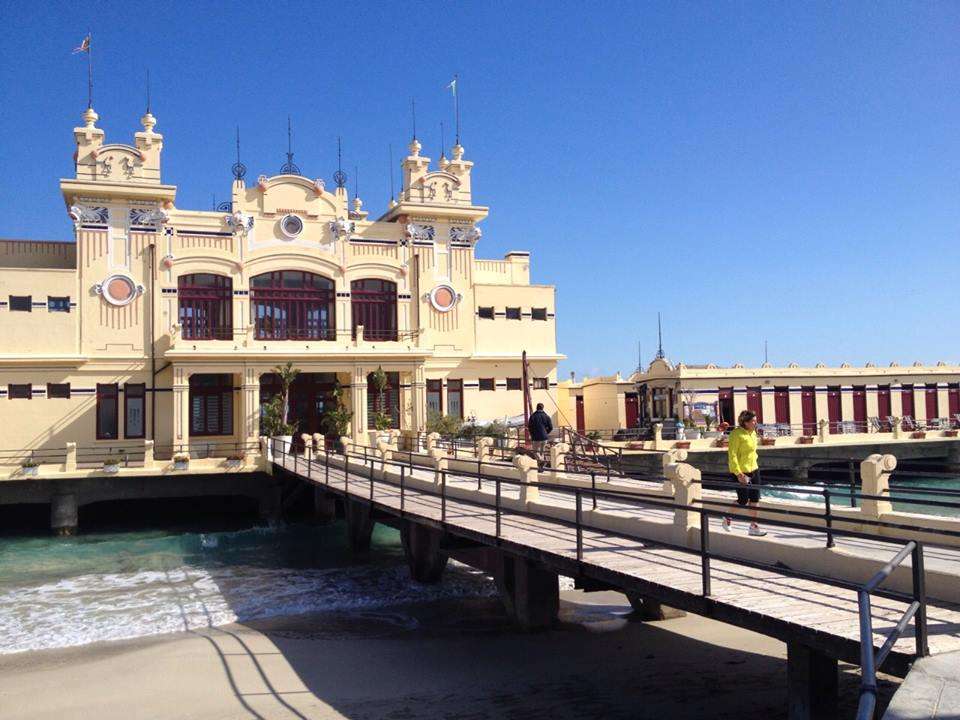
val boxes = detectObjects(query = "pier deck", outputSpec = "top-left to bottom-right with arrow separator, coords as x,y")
274,450 -> 960,676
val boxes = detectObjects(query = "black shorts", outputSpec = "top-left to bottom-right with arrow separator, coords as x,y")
733,470 -> 760,505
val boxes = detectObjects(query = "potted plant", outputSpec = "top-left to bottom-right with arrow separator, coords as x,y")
945,429 -> 959,438
20,457 -> 39,476
760,437 -> 777,446
224,453 -> 245,467
261,361 -> 301,456
911,431 -> 927,440
683,419 -> 701,440
320,380 -> 353,454
102,455 -> 123,473
674,440 -> 691,449
796,435 -> 815,445
172,452 -> 190,471
369,366 -> 392,444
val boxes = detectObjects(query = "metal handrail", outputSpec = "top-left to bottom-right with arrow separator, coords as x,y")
856,540 -> 928,720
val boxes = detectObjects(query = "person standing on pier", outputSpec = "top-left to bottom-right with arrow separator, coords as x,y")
723,410 -> 767,536
528,403 -> 553,466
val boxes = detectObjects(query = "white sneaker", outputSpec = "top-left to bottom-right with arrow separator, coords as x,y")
721,517 -> 732,532
748,525 -> 767,537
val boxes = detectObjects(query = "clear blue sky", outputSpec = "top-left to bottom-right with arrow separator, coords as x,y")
1,1 -> 958,376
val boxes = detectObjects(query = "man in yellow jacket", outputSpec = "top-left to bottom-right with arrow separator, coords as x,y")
723,410 -> 766,536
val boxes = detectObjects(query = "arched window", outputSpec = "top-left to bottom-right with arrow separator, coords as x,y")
178,274 -> 232,340
351,278 -> 397,341
251,271 -> 335,341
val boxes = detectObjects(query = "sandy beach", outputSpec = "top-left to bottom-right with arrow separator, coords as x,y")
0,589 -> 900,719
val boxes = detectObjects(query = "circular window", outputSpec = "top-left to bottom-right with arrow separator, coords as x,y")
100,274 -> 139,306
280,214 -> 304,239
429,285 -> 459,312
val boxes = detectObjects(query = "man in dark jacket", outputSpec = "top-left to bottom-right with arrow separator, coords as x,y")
528,403 -> 553,461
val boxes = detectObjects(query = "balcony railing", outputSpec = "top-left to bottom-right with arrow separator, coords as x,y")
169,324 -> 421,347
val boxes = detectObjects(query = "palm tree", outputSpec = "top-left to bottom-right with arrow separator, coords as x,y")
274,361 -> 300,428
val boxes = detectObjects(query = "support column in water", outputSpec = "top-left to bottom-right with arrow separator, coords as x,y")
50,492 -> 78,536
495,552 -> 558,630
401,521 -> 448,583
345,498 -> 373,552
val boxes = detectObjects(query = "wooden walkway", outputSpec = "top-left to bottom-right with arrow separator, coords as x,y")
274,452 -> 960,674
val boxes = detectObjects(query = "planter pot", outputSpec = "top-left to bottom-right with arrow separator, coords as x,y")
944,430 -> 958,438
703,431 -> 720,438
102,464 -> 119,474
173,460 -> 189,471
714,439 -> 728,448
760,438 -> 777,446
21,465 -> 38,476
686,430 -> 702,440
796,436 -> 815,445
224,457 -> 245,468
674,441 -> 691,449
911,432 -> 927,440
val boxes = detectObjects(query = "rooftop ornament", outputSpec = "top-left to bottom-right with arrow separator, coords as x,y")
280,116 -> 301,176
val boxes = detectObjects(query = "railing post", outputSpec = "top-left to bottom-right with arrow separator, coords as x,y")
701,510 -> 712,597
513,453 -> 539,504
824,488 -> 835,548
665,460 -> 702,545
325,446 -> 330,485
495,478 -> 501,540
400,465 -> 405,516
441,470 -> 447,523
575,488 -> 583,563
591,471 -> 597,510
369,457 -> 374,500
861,454 -> 896,519
912,542 -> 929,657
848,460 -> 857,508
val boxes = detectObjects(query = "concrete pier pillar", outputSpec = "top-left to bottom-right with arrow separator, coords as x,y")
51,492 -> 78,536
861,453 -> 896,519
626,592 -> 686,620
314,488 -> 337,524
345,498 -> 373,552
258,483 -> 282,523
791,462 -> 810,482
787,642 -> 838,720
401,521 -> 448,583
495,552 -> 558,630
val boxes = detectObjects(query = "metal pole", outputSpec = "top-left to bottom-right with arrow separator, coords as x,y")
495,478 -> 501,540
441,470 -> 447,523
591,471 -> 597,510
701,511 -> 712,596
912,542 -> 929,657
477,455 -> 482,491
400,464 -> 405,516
575,489 -> 583,563
369,457 -> 374,500
825,488 -> 835,548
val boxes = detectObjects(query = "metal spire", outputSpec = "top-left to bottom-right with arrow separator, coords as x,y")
388,144 -> 395,200
656,313 -> 665,359
354,165 -> 359,199
146,68 -> 151,114
333,136 -> 346,189
764,339 -> 769,364
440,121 -> 445,158
411,98 -> 417,141
232,126 -> 246,180
280,116 -> 301,175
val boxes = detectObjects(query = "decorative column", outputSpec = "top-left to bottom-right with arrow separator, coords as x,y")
172,366 -> 191,451
866,385 -> 880,429
351,365 -> 368,443
411,364 -> 427,432
240,367 -> 262,444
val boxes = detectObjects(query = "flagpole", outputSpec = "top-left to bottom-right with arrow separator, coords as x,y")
87,32 -> 93,109
454,73 -> 460,145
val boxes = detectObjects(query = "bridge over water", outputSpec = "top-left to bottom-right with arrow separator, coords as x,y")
271,440 -> 960,720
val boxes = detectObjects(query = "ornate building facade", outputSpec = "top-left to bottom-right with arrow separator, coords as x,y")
0,105 -> 561,455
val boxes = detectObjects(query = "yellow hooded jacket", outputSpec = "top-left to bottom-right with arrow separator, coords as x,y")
727,427 -> 758,475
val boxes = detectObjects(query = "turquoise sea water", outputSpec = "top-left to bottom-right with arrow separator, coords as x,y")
0,522 -> 497,655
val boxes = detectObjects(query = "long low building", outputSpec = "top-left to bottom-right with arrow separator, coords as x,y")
559,357 -> 960,435
0,103 -> 563,461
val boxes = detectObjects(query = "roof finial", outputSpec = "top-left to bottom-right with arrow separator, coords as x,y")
388,144 -> 395,205
140,67 -> 156,133
232,126 -> 246,180
334,136 -> 347,188
354,165 -> 359,199
411,98 -> 417,141
656,312 -> 665,360
281,115 -> 301,175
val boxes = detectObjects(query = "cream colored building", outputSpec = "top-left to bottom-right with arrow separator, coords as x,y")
560,358 -> 960,435
0,104 -> 562,457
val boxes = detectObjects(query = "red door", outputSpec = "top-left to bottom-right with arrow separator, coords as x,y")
901,385 -> 915,420
575,396 -> 585,433
877,385 -> 891,427
774,387 -> 790,424
827,386 -> 841,433
852,386 -> 867,431
949,384 -> 959,425
746,387 -> 763,422
718,388 -> 734,425
925,384 -> 939,421
801,387 -> 816,435
625,393 -> 639,428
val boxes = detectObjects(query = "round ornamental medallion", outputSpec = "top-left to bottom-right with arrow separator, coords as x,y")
280,214 -> 304,239
99,274 -> 140,306
429,285 -> 459,313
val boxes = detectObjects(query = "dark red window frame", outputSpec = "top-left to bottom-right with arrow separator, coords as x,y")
178,274 -> 233,340
352,279 -> 397,341
447,379 -> 463,419
96,383 -> 119,440
124,383 -> 146,439
189,374 -> 234,437
426,379 -> 443,416
252,271 -> 335,341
